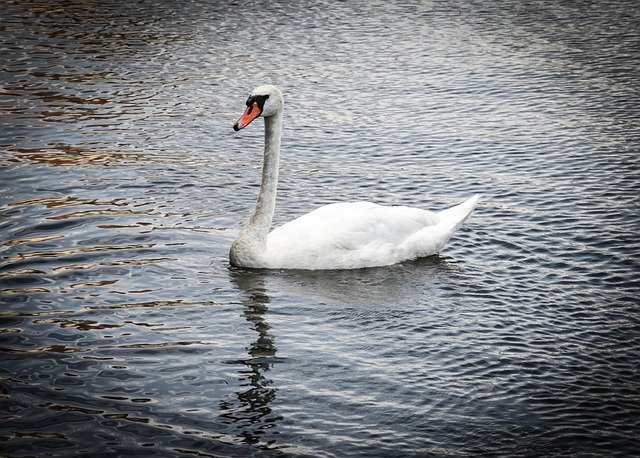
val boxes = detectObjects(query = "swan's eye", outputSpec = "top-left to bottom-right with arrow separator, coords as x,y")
247,94 -> 270,111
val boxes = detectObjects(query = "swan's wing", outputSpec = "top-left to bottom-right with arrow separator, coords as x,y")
266,202 -> 439,269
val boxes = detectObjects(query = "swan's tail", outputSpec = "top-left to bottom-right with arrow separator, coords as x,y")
399,194 -> 481,259
437,193 -> 481,233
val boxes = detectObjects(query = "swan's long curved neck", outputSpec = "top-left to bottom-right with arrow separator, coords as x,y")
230,109 -> 283,268
247,112 -> 282,239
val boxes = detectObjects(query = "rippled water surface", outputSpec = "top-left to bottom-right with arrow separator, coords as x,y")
1,0 -> 639,456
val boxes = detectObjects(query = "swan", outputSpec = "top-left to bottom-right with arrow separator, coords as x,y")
230,84 -> 480,270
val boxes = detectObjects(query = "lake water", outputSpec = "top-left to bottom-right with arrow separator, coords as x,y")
1,0 -> 639,456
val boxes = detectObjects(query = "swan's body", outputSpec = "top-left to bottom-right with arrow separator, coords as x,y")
230,85 -> 480,270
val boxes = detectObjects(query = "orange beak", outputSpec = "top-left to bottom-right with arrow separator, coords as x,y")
233,102 -> 261,131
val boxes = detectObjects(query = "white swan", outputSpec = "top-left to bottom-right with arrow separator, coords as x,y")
230,85 -> 480,270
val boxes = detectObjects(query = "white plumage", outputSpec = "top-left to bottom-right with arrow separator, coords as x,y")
230,85 -> 480,270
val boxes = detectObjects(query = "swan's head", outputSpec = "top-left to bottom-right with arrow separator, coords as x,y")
233,85 -> 283,131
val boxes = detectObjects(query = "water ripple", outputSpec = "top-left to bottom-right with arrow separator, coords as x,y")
1,0 -> 639,456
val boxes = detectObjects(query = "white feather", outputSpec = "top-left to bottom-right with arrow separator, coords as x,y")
265,196 -> 480,269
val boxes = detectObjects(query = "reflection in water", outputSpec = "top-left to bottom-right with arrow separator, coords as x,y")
268,255 -> 456,306
5,145 -> 141,167
223,268 -> 281,446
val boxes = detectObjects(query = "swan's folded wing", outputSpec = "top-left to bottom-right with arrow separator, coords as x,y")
266,202 -> 439,269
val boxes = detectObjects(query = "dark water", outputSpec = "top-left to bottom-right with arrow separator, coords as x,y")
1,0 -> 639,456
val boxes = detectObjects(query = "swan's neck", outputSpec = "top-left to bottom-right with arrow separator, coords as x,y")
230,112 -> 282,267
249,113 -> 282,235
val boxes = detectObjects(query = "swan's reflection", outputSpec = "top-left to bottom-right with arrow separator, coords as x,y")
221,268 -> 281,446
265,255 -> 457,306
219,256 -> 457,445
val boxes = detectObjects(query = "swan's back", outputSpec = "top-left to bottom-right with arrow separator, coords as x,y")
265,195 -> 479,269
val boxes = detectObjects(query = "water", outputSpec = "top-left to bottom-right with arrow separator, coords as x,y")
1,0 -> 639,455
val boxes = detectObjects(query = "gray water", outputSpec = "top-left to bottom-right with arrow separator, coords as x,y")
1,0 -> 639,456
